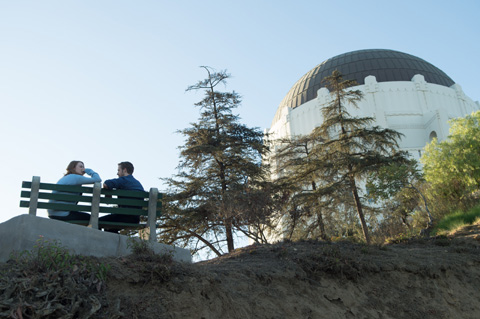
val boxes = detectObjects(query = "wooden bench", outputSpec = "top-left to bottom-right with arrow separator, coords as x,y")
19,176 -> 162,242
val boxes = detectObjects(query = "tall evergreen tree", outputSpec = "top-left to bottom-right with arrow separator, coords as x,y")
274,70 -> 406,244
273,134 -> 332,241
161,67 -> 271,256
313,70 -> 407,244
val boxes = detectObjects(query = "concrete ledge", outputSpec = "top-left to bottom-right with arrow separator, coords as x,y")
0,214 -> 192,263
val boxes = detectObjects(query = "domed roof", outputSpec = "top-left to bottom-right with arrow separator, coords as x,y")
280,49 -> 455,110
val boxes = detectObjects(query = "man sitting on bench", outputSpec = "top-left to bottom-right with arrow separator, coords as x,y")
99,161 -> 144,233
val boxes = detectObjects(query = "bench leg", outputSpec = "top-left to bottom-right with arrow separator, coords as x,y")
89,182 -> 101,229
147,188 -> 158,243
29,176 -> 41,216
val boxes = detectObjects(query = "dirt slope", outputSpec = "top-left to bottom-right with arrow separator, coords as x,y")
2,225 -> 480,319
102,226 -> 480,319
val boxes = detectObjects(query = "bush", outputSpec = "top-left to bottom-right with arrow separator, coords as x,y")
127,237 -> 155,256
432,204 -> 480,235
1,236 -> 110,318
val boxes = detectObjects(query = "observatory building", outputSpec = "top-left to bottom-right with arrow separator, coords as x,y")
267,49 -> 479,164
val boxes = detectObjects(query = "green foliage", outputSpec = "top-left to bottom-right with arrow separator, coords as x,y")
384,232 -> 416,244
273,70 -> 407,244
9,236 -> 110,281
421,111 -> 480,202
127,237 -> 155,255
14,236 -> 74,273
366,159 -> 421,203
366,159 -> 434,232
2,236 -> 110,318
432,204 -> 480,235
273,134 -> 352,242
162,67 -> 275,257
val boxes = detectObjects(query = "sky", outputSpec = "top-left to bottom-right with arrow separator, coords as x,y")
1,0 -> 479,227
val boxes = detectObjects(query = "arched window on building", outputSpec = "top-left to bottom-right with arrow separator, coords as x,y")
429,131 -> 437,142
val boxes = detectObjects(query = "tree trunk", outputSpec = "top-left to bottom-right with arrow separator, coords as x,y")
409,184 -> 434,228
225,220 -> 235,253
311,181 -> 327,240
316,210 -> 327,241
186,228 -> 223,257
349,175 -> 371,244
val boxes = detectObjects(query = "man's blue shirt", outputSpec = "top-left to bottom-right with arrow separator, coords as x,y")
104,175 -> 144,191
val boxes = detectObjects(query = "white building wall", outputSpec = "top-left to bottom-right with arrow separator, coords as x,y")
261,74 -> 479,243
267,74 -> 479,163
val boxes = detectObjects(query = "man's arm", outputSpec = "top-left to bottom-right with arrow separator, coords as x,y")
102,182 -> 112,198
103,177 -> 124,190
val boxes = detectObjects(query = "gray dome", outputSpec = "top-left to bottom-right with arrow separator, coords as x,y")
281,49 -> 455,109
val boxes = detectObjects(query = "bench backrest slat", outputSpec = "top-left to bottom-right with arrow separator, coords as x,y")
22,181 -> 96,194
99,206 -> 148,216
21,191 -> 95,204
21,201 -> 94,212
101,188 -> 149,198
20,200 -> 159,216
20,200 -> 161,216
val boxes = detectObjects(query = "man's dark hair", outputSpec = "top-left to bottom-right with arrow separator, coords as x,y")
118,161 -> 134,175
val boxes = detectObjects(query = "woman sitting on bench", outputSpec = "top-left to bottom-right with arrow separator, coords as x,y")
48,160 -> 102,222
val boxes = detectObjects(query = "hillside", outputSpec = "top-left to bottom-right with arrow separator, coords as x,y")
2,224 -> 480,319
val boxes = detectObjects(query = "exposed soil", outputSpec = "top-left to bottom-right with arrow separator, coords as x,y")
103,223 -> 480,319
2,224 -> 480,319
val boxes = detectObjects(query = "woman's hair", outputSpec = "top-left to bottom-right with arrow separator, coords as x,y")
65,161 -> 84,175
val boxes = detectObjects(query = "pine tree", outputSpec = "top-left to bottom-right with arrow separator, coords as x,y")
313,70 -> 407,244
161,67 -> 271,256
273,134 -> 332,241
274,71 -> 406,244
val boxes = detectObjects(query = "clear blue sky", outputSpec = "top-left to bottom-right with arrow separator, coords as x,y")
1,0 -> 479,225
